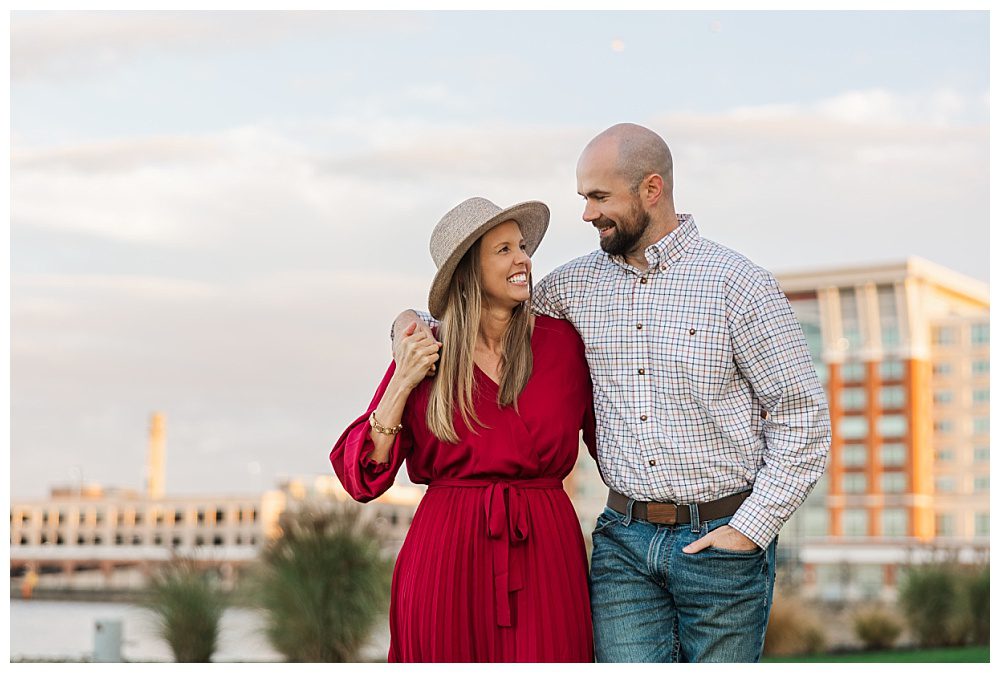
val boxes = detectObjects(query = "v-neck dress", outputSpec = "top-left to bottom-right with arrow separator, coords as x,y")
330,316 -> 597,662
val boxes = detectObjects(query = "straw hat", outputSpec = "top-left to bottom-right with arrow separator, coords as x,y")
427,197 -> 549,319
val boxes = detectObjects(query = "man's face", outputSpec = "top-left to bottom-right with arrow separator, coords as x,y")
576,143 -> 651,257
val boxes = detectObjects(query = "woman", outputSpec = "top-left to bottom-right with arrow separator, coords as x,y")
330,197 -> 596,662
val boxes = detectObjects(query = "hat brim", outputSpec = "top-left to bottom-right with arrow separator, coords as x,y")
427,200 -> 549,319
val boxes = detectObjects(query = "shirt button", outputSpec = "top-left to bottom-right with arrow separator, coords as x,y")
640,414 -> 648,421
640,277 -> 648,284
638,368 -> 645,375
660,263 -> 668,272
648,459 -> 656,467
636,323 -> 643,330
689,328 -> 696,335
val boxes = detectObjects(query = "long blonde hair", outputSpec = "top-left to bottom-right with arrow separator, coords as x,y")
426,238 -> 534,443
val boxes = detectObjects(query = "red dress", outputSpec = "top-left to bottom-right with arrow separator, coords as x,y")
330,316 -> 596,662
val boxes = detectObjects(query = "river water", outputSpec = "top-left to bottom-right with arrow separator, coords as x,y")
10,599 -> 390,662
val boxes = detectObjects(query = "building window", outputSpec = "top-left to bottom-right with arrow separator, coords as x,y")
78,512 -> 86,525
844,509 -> 868,536
840,417 -> 869,440
974,476 -> 989,493
971,323 -> 989,345
843,327 -> 862,351
155,511 -> 165,526
935,476 -> 956,493
972,360 -> 989,376
77,534 -> 85,545
216,508 -> 226,525
879,386 -> 905,408
197,509 -> 206,526
132,535 -> 142,545
843,473 -> 868,493
973,417 -> 989,435
881,473 -> 907,493
213,535 -> 224,546
841,388 -> 867,411
804,508 -> 828,537
117,512 -> 125,526
935,514 -> 955,537
974,446 -> 989,462
878,415 -> 907,438
250,508 -> 258,523
879,360 -> 904,380
154,535 -> 163,546
881,443 -> 906,467
933,362 -> 953,376
172,537 -> 182,548
882,326 -> 900,347
974,513 -> 989,537
174,510 -> 184,524
935,448 -> 954,463
933,389 -> 953,405
933,326 -> 956,345
134,512 -> 143,526
934,420 -> 954,434
843,445 -> 867,467
973,389 -> 989,404
195,536 -> 204,546
841,361 -> 866,383
881,509 -> 908,537
115,534 -> 124,545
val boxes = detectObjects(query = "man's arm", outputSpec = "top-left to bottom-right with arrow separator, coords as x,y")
391,310 -> 438,360
722,272 -> 832,549
531,269 -> 568,319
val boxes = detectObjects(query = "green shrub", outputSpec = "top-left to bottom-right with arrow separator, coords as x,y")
853,605 -> 903,650
897,563 -> 970,647
964,565 -> 989,646
763,592 -> 827,656
141,556 -> 227,662
246,503 -> 393,662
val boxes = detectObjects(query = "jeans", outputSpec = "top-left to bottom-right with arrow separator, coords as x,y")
589,505 -> 777,663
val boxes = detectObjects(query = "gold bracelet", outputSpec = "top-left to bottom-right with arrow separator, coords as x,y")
369,411 -> 403,436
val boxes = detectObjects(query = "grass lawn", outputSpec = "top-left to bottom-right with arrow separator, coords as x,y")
763,645 -> 989,663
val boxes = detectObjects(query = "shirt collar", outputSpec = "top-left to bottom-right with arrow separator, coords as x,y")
609,213 -> 699,273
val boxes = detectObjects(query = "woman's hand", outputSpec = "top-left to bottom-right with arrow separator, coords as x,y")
393,322 -> 441,391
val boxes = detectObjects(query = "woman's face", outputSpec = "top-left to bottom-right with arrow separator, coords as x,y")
477,219 -> 531,310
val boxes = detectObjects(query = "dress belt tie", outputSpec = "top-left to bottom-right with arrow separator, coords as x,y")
428,477 -> 563,627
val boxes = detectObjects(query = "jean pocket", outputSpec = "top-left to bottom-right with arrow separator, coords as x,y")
592,506 -> 623,534
700,543 -> 764,557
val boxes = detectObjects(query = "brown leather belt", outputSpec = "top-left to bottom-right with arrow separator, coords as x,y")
607,488 -> 752,525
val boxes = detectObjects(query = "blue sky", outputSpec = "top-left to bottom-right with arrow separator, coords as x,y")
11,10 -> 989,498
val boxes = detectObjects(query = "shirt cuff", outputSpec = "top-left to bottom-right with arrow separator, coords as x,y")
727,498 -> 784,549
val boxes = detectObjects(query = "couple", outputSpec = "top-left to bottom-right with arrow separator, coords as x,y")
329,123 -> 831,663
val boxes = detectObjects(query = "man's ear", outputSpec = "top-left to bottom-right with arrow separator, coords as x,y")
643,173 -> 665,207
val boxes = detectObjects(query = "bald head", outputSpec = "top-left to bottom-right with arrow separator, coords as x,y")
581,123 -> 673,193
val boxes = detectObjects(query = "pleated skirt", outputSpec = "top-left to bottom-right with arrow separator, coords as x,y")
386,483 -> 594,662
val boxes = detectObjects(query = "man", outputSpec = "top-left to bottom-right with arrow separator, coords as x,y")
391,123 -> 830,662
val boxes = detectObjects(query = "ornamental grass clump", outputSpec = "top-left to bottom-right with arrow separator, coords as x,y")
897,562 -> 977,648
763,591 -> 827,656
247,503 -> 392,662
141,556 -> 227,662
853,604 -> 903,650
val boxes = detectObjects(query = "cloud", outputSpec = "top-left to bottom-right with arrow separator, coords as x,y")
727,87 -> 987,128
11,11 -> 427,81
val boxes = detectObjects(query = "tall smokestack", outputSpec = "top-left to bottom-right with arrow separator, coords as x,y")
147,412 -> 166,499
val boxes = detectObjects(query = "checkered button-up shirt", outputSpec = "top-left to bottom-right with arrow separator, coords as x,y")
532,214 -> 830,548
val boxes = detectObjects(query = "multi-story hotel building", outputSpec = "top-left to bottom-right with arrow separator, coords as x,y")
775,257 -> 989,600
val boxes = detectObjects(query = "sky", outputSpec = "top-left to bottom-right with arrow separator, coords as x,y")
10,10 -> 990,499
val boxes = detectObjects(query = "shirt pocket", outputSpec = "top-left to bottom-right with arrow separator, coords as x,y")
653,318 -> 733,403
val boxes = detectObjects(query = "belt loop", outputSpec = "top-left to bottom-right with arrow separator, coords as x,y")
688,503 -> 700,533
623,498 -> 635,527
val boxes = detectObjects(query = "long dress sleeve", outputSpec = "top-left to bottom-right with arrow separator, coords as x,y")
329,360 -> 414,502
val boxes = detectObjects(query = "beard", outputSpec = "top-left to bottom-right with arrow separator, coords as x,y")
597,204 -> 651,257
